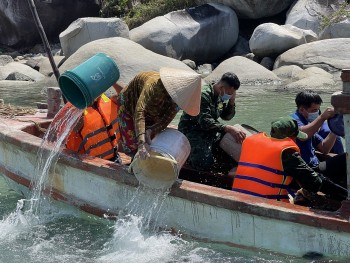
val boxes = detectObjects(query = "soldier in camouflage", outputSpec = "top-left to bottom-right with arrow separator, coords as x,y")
178,72 -> 245,173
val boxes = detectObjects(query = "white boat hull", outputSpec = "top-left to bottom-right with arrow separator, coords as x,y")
1,115 -> 350,260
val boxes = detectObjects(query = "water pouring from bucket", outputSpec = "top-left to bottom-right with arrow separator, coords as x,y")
58,53 -> 120,109
130,128 -> 191,189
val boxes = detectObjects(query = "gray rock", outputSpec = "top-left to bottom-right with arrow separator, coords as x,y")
260,57 -> 275,70
319,19 -> 350,39
55,37 -> 195,95
0,55 -> 14,66
229,35 -> 251,56
0,0 -> 99,47
59,17 -> 130,58
285,0 -> 342,34
249,23 -> 317,58
38,56 -> 66,77
182,59 -> 196,69
130,3 -> 238,63
205,56 -> 280,86
5,72 -> 33,81
195,0 -> 294,19
285,75 -> 335,90
273,65 -> 305,81
197,64 -> 213,78
25,59 -> 41,70
274,38 -> 350,72
0,62 -> 46,82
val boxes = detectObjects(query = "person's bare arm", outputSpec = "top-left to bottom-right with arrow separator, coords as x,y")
112,83 -> 124,93
299,107 -> 335,137
316,132 -> 337,154
110,83 -> 125,104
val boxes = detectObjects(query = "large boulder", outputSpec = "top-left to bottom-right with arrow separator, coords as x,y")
130,3 -> 239,63
0,0 -> 99,47
249,23 -> 317,58
56,37 -> 195,95
0,62 -> 46,81
205,56 -> 280,85
195,0 -> 294,19
274,38 -> 350,72
285,0 -> 343,34
59,17 -> 130,58
319,19 -> 350,39
285,75 -> 335,90
273,65 -> 334,86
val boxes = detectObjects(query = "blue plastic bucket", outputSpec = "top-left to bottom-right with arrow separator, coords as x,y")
58,53 -> 120,109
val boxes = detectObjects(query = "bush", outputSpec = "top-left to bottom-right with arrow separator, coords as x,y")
99,0 -> 195,29
99,0 -> 130,18
320,2 -> 350,30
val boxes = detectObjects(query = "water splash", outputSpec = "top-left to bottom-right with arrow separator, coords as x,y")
0,105 -> 82,240
30,106 -> 82,215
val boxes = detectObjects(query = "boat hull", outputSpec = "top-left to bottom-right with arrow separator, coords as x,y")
1,115 -> 350,260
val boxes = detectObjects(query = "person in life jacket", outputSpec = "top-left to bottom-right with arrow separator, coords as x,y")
65,93 -> 121,162
232,116 -> 348,202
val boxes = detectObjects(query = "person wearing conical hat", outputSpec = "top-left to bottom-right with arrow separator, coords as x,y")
178,72 -> 245,174
110,67 -> 201,159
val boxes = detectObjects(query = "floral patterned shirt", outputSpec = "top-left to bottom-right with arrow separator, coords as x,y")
120,71 -> 177,144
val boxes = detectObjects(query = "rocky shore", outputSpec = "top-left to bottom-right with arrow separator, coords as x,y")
1,0 -> 350,109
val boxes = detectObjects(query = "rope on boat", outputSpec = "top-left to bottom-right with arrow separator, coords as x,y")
0,103 -> 47,133
0,103 -> 37,118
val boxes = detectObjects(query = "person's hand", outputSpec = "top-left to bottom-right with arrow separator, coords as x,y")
320,107 -> 335,120
112,82 -> 124,94
138,142 -> 151,160
224,125 -> 246,144
145,129 -> 153,144
110,94 -> 118,104
228,90 -> 236,106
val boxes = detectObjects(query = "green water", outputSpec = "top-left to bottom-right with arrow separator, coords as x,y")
0,82 -> 343,263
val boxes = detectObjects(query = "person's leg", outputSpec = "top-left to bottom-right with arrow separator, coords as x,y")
321,153 -> 347,188
319,175 -> 348,201
212,139 -> 237,174
187,135 -> 216,171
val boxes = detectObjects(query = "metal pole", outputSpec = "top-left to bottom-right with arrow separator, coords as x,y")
344,114 -> 350,199
341,71 -> 350,200
332,69 -> 350,200
26,0 -> 67,104
27,0 -> 60,81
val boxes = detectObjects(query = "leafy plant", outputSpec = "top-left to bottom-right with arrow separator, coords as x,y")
320,2 -> 350,30
125,0 -> 194,29
98,0 -> 195,29
99,0 -> 130,18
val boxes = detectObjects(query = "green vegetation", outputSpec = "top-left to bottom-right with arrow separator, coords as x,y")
320,2 -> 350,30
99,0 -> 195,29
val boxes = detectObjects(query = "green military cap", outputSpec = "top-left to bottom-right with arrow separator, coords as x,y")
270,116 -> 308,140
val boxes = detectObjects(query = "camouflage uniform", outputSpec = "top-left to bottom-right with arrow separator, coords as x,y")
178,83 -> 237,173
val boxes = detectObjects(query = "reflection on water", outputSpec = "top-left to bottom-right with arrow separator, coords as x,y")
174,85 -> 340,133
0,80 -> 52,106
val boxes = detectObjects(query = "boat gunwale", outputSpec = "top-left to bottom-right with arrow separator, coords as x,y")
1,115 -> 350,234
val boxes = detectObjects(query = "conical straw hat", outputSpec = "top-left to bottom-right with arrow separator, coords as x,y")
160,67 -> 201,116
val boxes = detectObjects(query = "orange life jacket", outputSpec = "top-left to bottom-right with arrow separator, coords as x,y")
66,94 -> 120,160
232,132 -> 300,202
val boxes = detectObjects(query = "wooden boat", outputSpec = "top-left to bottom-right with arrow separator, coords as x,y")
1,112 -> 350,261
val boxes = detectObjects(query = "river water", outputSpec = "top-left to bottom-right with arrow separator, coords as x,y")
0,80 -> 344,263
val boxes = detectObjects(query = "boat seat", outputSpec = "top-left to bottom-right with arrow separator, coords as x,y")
118,151 -> 233,190
179,164 -> 234,190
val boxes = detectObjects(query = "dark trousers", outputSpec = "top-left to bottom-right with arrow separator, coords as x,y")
322,153 -> 347,188
187,132 -> 237,174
